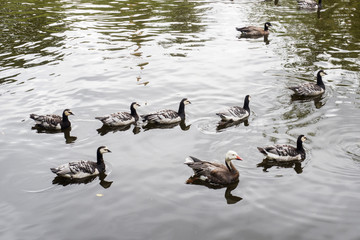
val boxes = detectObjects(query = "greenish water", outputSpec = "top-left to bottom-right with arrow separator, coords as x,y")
0,0 -> 359,239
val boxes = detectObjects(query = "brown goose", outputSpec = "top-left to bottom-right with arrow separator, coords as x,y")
184,150 -> 243,185
236,22 -> 272,37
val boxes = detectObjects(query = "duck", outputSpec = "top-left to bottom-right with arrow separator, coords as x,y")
297,0 -> 322,9
50,146 -> 112,179
289,70 -> 327,97
142,98 -> 191,124
184,150 -> 243,185
95,102 -> 140,127
216,95 -> 251,122
257,135 -> 307,161
30,109 -> 74,130
236,22 -> 272,37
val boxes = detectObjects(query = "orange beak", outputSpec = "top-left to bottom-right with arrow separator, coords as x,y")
236,155 -> 243,161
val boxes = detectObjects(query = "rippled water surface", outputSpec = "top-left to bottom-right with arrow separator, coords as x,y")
1,0 -> 359,239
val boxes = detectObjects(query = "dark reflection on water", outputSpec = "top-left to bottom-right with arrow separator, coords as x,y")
31,127 -> 77,144
186,177 -> 242,205
96,124 -> 141,136
216,118 -> 249,132
52,172 -> 113,189
290,94 -> 325,109
238,34 -> 270,45
142,120 -> 191,131
257,159 -> 304,174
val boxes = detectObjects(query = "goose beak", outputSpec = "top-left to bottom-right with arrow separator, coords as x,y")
236,155 -> 243,161
70,112 -> 74,115
107,149 -> 112,153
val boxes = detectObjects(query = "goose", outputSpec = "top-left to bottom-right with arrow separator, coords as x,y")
257,135 -> 307,161
184,150 -> 243,185
289,70 -> 327,96
297,0 -> 322,9
216,95 -> 251,122
50,146 -> 111,179
142,98 -> 191,124
30,109 -> 74,130
236,22 -> 272,37
95,102 -> 140,127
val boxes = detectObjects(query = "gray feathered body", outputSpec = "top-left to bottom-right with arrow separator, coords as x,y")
51,160 -> 104,179
30,114 -> 66,130
185,157 -> 239,185
289,82 -> 324,96
257,144 -> 305,161
142,109 -> 182,124
217,106 -> 249,122
96,112 -> 136,126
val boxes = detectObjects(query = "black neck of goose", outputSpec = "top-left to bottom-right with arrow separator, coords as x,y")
264,23 -> 269,31
243,98 -> 250,113
130,105 -> 139,121
318,0 -> 322,7
297,139 -> 304,152
62,112 -> 70,123
97,151 -> 104,165
316,72 -> 325,89
178,101 -> 186,119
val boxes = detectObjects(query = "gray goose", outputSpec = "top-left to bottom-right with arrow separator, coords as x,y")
50,146 -> 111,179
297,0 -> 322,9
289,70 -> 327,97
216,95 -> 251,122
95,102 -> 140,127
30,109 -> 74,130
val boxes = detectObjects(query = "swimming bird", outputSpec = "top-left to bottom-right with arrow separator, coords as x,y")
236,22 -> 272,37
289,70 -> 327,97
50,146 -> 112,179
95,102 -> 140,127
297,0 -> 322,9
184,150 -> 243,185
216,95 -> 251,122
142,98 -> 191,124
30,109 -> 74,130
257,135 -> 307,161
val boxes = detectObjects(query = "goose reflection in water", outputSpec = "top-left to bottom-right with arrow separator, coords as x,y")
31,126 -> 77,144
238,33 -> 270,45
216,119 -> 249,132
186,177 -> 242,204
97,124 -> 141,136
142,119 -> 191,131
290,94 -> 326,109
257,159 -> 304,174
52,172 -> 113,189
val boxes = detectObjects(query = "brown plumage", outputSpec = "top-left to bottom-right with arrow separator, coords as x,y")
184,150 -> 243,186
236,22 -> 272,37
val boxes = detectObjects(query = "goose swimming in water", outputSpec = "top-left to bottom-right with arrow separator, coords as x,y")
289,70 -> 327,97
257,135 -> 307,161
50,146 -> 112,179
142,98 -> 191,124
297,0 -> 322,9
95,102 -> 140,127
236,22 -> 272,37
184,150 -> 243,185
216,95 -> 251,122
30,109 -> 74,130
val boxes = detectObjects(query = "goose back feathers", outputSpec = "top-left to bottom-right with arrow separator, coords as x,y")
95,102 -> 140,127
50,146 -> 111,179
30,109 -> 74,130
297,0 -> 322,9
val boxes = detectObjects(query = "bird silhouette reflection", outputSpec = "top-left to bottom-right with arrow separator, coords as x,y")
216,119 -> 249,132
257,158 -> 303,174
52,172 -> 113,189
142,119 -> 191,131
96,124 -> 141,136
32,126 -> 77,144
186,177 -> 242,204
290,94 -> 325,109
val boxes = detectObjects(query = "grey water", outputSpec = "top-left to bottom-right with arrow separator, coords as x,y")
0,0 -> 359,239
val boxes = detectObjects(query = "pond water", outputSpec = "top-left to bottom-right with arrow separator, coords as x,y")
1,0 -> 359,239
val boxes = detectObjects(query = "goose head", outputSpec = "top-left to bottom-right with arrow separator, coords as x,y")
98,146 -> 112,154
131,102 -> 141,109
318,70 -> 327,77
181,98 -> 191,105
299,135 -> 307,142
225,150 -> 243,163
63,109 -> 74,116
